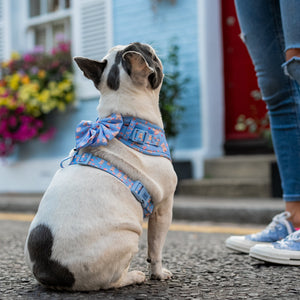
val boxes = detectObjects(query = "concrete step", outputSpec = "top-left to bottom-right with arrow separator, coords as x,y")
204,155 -> 276,179
177,178 -> 270,198
0,193 -> 42,212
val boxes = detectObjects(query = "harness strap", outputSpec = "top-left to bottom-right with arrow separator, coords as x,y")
116,117 -> 171,159
69,152 -> 153,218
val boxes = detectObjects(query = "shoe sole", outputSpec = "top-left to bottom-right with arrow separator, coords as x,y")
250,245 -> 300,265
225,236 -> 269,254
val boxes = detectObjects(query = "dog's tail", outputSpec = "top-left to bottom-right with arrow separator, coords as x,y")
27,224 -> 75,289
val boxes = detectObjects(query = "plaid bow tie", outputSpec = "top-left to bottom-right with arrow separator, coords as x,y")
75,113 -> 123,149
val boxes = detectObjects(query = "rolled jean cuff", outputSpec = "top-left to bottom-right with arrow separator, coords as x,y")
284,194 -> 300,202
282,57 -> 300,85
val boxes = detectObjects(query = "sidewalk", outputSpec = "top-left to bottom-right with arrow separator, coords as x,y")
0,193 -> 284,225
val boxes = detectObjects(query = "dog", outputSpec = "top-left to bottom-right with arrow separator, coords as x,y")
24,42 -> 177,291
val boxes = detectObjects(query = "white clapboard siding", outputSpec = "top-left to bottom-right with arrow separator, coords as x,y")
0,0 -> 11,64
72,0 -> 113,99
0,0 -> 3,63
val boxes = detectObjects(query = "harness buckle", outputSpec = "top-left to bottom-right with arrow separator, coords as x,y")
131,128 -> 148,144
131,181 -> 151,208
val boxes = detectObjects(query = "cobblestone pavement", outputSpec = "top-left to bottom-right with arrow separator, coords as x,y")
1,219 -> 300,300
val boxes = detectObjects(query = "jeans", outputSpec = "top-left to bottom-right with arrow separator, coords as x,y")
234,0 -> 300,201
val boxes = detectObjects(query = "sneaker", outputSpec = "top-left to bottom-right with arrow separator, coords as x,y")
250,230 -> 300,265
225,212 -> 295,254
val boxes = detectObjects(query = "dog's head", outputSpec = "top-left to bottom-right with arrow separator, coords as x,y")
74,42 -> 163,93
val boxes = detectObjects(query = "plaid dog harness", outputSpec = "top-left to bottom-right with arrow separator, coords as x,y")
61,114 -> 170,218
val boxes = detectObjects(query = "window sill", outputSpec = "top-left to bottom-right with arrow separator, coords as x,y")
26,8 -> 71,27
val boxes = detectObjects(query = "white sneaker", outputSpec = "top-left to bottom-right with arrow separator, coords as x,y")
225,212 -> 295,254
250,230 -> 300,265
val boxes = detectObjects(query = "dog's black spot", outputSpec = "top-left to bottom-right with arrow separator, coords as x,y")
106,51 -> 124,91
115,51 -> 123,64
107,63 -> 120,90
27,224 -> 75,289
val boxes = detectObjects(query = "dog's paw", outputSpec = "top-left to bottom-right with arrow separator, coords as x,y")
132,271 -> 146,284
151,268 -> 173,281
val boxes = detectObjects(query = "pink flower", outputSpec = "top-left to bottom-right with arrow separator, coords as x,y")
15,106 -> 25,114
23,53 -> 35,63
0,120 -> 8,133
0,107 -> 8,116
39,127 -> 56,142
8,116 -> 17,127
59,42 -> 70,53
14,123 -> 37,142
35,119 -> 44,129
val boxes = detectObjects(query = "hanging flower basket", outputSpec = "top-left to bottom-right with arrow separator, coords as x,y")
0,42 -> 75,157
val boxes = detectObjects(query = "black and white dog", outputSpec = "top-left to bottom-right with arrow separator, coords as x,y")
24,43 -> 177,291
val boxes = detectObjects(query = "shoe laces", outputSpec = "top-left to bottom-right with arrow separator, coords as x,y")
276,230 -> 300,247
265,211 -> 291,232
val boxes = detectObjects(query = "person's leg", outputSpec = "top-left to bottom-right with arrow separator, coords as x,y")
249,0 -> 300,265
279,0 -> 300,227
226,0 -> 300,253
235,0 -> 300,222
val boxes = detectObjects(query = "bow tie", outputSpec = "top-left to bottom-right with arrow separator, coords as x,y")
75,113 -> 123,149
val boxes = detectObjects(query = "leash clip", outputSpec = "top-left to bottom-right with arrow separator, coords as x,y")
60,148 -> 78,168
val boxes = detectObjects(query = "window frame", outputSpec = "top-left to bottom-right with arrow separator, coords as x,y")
9,0 -> 113,100
26,0 -> 72,52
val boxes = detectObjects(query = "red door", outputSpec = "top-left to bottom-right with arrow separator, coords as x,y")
222,0 -> 268,141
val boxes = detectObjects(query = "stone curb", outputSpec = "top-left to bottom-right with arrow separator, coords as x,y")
0,195 -> 284,225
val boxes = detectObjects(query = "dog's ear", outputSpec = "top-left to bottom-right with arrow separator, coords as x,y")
74,57 -> 107,88
122,51 -> 157,87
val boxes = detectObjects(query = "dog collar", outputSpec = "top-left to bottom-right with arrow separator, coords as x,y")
68,152 -> 153,218
75,114 -> 171,160
117,116 -> 171,160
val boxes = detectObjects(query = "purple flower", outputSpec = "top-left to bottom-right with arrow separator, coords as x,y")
32,45 -> 45,54
30,66 -> 39,75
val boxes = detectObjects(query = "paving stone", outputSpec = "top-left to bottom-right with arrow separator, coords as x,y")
1,219 -> 300,299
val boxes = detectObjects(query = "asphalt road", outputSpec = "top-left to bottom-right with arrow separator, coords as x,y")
1,214 -> 300,300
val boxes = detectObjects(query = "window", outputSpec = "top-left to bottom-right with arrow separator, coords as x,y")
23,0 -> 112,99
27,0 -> 71,52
